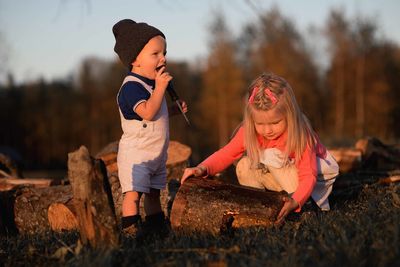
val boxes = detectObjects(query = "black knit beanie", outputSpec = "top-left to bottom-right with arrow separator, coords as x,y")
112,19 -> 165,69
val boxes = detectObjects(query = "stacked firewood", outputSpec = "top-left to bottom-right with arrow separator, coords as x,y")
0,140 -> 191,247
329,137 -> 400,188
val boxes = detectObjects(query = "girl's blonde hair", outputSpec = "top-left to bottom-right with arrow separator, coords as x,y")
244,72 -> 317,167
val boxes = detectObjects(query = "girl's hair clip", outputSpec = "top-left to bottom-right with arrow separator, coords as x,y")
248,87 -> 258,104
248,87 -> 278,105
264,88 -> 278,104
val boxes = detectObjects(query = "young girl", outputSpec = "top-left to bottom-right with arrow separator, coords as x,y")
112,19 -> 187,236
181,72 -> 338,224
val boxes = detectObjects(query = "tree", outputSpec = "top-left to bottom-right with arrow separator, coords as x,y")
197,12 -> 245,152
324,9 -> 400,141
324,9 -> 351,139
244,7 -> 324,132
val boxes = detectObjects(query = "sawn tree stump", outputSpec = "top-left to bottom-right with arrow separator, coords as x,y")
68,146 -> 119,248
170,177 -> 287,235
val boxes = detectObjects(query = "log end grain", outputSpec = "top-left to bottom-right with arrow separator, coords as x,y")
48,203 -> 78,231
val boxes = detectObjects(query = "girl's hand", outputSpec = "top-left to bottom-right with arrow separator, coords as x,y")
180,166 -> 207,184
275,196 -> 299,225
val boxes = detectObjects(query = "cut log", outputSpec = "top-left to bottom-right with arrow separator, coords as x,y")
170,177 -> 287,235
68,146 -> 119,248
0,188 -> 19,235
355,137 -> 400,171
0,178 -> 67,191
96,140 -> 191,180
378,175 -> 400,185
12,185 -> 73,234
328,148 -> 362,173
48,202 -> 78,232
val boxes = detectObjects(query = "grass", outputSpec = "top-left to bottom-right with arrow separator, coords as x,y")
1,180 -> 399,267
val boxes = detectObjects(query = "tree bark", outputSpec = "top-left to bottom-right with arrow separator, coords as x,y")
170,177 -> 287,235
68,146 -> 119,248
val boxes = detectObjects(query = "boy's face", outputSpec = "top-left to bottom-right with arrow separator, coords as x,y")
132,35 -> 167,79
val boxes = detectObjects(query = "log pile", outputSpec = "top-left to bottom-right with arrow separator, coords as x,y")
1,136 -> 400,239
329,137 -> 400,191
328,148 -> 362,173
0,140 -> 192,239
329,137 -> 400,173
355,137 -> 400,171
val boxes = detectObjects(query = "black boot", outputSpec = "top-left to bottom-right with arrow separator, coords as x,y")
144,212 -> 170,239
121,215 -> 142,239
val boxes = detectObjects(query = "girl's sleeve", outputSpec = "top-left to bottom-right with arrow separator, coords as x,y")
291,146 -> 317,211
200,126 -> 246,176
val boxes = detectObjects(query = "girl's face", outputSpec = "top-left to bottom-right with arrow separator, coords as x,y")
132,35 -> 167,79
252,106 -> 287,140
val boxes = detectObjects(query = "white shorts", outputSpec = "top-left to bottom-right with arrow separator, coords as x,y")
118,159 -> 167,193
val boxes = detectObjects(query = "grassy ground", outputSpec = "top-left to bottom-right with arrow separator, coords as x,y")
1,179 -> 399,267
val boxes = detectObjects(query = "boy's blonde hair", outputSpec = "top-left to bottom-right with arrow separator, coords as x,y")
244,72 -> 317,167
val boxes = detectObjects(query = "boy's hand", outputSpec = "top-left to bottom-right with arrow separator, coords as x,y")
179,100 -> 188,113
169,100 -> 188,116
275,196 -> 299,225
181,166 -> 207,184
155,66 -> 172,91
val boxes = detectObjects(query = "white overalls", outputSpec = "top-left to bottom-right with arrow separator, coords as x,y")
116,75 -> 169,193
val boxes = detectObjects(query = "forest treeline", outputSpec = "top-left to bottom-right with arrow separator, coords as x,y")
1,8 -> 400,170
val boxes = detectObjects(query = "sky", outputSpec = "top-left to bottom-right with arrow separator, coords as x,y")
0,0 -> 399,85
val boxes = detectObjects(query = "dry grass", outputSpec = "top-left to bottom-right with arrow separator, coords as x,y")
1,179 -> 399,267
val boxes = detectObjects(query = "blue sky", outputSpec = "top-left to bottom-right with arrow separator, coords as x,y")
0,0 -> 399,84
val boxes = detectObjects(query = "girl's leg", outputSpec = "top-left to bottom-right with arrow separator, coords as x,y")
266,165 -> 298,194
236,156 -> 282,191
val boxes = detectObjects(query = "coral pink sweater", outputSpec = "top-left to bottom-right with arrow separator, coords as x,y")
200,126 -> 327,210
